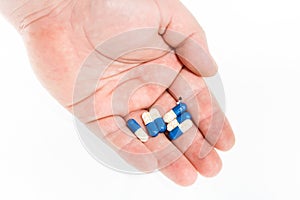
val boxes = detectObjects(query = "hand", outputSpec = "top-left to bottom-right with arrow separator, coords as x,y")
3,0 -> 235,186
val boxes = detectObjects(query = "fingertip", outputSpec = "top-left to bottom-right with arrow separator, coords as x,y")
160,156 -> 198,186
215,120 -> 236,151
173,161 -> 198,186
198,150 -> 223,178
176,170 -> 198,187
217,133 -> 235,152
205,52 -> 219,76
203,59 -> 218,77
119,140 -> 158,173
175,42 -> 218,77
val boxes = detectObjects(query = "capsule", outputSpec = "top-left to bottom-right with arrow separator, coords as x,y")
167,112 -> 192,132
163,103 -> 187,123
142,112 -> 159,137
168,119 -> 193,140
127,119 -> 149,142
149,108 -> 167,133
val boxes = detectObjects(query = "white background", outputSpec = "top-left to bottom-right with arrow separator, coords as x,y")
0,0 -> 299,199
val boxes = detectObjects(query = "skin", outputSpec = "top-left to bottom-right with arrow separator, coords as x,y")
0,0 -> 235,186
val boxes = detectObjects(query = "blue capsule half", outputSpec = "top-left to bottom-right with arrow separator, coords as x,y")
168,126 -> 183,140
177,112 -> 192,123
146,122 -> 159,137
172,103 -> 187,116
127,119 -> 141,133
154,118 -> 167,133
149,108 -> 167,133
127,119 -> 149,142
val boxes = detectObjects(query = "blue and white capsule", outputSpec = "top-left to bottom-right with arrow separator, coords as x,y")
167,112 -> 192,132
163,103 -> 187,123
168,119 -> 193,140
127,119 -> 149,142
142,112 -> 159,137
149,108 -> 167,133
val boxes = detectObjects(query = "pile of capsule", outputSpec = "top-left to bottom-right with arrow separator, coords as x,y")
127,100 -> 193,142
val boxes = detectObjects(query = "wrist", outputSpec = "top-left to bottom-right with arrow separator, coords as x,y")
0,0 -> 72,33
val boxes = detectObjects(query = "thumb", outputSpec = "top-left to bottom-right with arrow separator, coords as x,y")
157,0 -> 218,76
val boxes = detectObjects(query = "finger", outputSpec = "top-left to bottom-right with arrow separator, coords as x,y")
175,127 -> 223,177
156,0 -> 218,76
160,156 -> 198,186
153,92 -> 223,177
86,115 -> 157,173
125,109 -> 198,186
168,69 -> 235,151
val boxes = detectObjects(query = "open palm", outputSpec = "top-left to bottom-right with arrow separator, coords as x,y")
19,0 -> 235,186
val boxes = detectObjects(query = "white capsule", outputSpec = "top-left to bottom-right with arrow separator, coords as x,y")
149,108 -> 161,120
168,119 -> 193,140
163,110 -> 177,123
142,112 -> 153,125
178,119 -> 193,133
167,119 -> 180,132
135,129 -> 149,142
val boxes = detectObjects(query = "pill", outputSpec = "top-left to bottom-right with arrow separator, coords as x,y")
163,103 -> 187,123
167,112 -> 192,131
127,119 -> 149,142
168,119 -> 193,140
149,108 -> 167,133
142,112 -> 159,137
